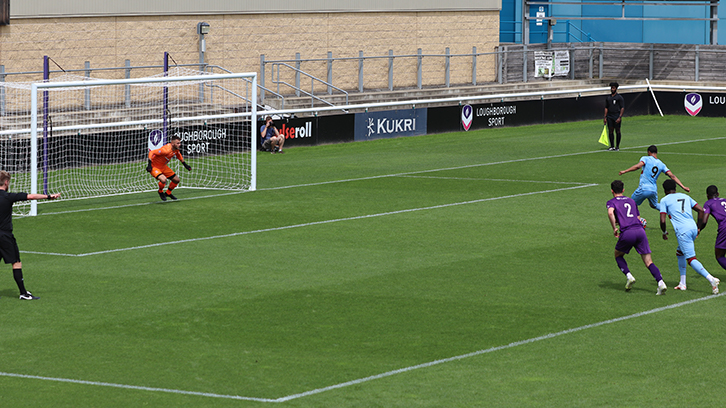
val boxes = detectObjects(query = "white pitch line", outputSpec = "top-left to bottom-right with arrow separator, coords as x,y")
397,175 -> 591,185
274,292 -> 724,402
260,149 -> 607,192
22,184 -> 597,258
0,372 -> 276,403
659,152 -> 726,157
1,293 -> 721,402
36,190 -> 247,216
265,134 -> 726,192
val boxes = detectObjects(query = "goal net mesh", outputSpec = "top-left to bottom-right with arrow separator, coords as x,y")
0,68 -> 255,215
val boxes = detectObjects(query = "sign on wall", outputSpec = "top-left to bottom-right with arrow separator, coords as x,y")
534,51 -> 570,78
354,109 -> 427,141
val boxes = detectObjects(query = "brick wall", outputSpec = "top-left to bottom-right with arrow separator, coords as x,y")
0,11 -> 499,89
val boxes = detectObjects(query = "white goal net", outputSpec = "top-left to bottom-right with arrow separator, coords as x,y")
0,69 -> 257,215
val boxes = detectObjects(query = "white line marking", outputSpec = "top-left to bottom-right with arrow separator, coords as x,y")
260,150 -> 607,192
398,175 -> 591,184
36,191 -> 246,216
659,152 -> 726,157
22,184 -> 597,257
274,292 -> 724,402
2,293 -> 721,402
0,372 -> 276,403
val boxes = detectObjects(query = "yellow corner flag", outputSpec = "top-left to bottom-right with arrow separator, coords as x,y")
598,125 -> 609,147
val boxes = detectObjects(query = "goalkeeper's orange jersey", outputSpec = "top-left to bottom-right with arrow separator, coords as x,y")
149,143 -> 183,168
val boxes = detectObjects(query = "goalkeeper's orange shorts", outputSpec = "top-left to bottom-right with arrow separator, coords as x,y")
150,166 -> 175,180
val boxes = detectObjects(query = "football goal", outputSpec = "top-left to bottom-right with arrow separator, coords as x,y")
0,69 -> 257,216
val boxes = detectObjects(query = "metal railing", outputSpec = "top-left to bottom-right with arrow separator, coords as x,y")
260,47 -> 491,104
500,20 -> 596,44
0,60 -> 287,114
270,61 -> 348,108
207,65 -> 284,111
498,43 -> 726,84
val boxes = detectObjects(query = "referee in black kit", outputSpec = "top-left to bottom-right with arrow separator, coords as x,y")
604,81 -> 625,151
0,171 -> 60,300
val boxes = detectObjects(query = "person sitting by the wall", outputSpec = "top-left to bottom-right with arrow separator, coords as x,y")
260,116 -> 285,154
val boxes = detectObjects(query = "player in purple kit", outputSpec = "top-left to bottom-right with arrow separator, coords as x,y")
606,180 -> 667,295
700,184 -> 726,274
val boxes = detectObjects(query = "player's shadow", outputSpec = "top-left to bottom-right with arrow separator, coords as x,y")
600,280 -> 714,295
0,289 -> 19,298
599,280 -> 651,293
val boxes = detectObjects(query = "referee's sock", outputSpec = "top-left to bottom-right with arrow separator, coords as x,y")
13,268 -> 27,295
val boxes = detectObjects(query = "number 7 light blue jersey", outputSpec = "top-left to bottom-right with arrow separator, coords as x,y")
659,192 -> 698,234
638,155 -> 669,192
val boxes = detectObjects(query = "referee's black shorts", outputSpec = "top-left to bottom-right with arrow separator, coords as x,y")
606,117 -> 622,130
0,231 -> 21,264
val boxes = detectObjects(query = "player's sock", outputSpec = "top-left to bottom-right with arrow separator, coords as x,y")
677,254 -> 687,275
717,256 -> 726,270
688,259 -> 713,281
647,263 -> 663,281
13,268 -> 27,295
167,181 -> 178,193
679,275 -> 687,286
158,181 -> 165,192
616,256 -> 629,274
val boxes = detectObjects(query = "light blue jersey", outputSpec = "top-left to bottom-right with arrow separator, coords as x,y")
637,156 -> 669,192
660,192 -> 699,258
631,155 -> 669,208
659,192 -> 698,234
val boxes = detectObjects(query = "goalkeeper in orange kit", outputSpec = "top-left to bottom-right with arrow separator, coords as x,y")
146,135 -> 192,201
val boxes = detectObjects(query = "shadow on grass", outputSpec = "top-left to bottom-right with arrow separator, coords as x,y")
598,280 -> 654,294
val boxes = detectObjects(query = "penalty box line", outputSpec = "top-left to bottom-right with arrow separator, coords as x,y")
275,292 -> 724,402
23,184 -> 597,258
1,293 -> 721,403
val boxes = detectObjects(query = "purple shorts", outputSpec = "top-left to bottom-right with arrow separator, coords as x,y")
715,227 -> 726,250
615,227 -> 651,255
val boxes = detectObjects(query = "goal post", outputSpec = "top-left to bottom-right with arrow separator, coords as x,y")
20,71 -> 257,216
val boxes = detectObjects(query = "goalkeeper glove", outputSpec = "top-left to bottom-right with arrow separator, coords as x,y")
182,161 -> 192,171
145,159 -> 152,173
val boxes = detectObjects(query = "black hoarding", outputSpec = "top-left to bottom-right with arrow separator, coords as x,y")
428,100 -> 546,134
258,114 -> 354,148
651,91 -> 726,118
426,91 -> 674,136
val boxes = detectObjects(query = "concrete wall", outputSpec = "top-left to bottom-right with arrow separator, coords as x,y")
0,11 -> 500,90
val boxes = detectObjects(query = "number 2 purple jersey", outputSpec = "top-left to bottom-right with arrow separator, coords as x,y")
607,196 -> 643,232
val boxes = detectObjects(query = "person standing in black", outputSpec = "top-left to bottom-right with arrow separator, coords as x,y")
604,82 -> 625,151
0,171 -> 60,300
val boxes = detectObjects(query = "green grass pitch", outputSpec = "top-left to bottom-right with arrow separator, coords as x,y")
1,115 -> 725,407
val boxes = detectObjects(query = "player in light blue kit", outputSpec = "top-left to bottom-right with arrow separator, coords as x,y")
659,179 -> 720,294
619,145 -> 690,213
